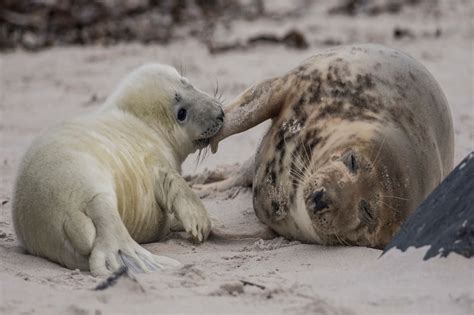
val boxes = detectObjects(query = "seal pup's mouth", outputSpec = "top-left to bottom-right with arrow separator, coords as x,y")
194,138 -> 211,148
193,117 -> 224,149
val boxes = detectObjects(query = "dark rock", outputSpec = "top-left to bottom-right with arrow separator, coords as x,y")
0,0 -> 273,51
393,26 -> 415,39
282,29 -> 309,49
384,152 -> 474,259
329,0 -> 422,16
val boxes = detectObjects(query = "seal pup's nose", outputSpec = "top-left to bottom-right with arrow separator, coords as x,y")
312,189 -> 329,213
217,108 -> 224,122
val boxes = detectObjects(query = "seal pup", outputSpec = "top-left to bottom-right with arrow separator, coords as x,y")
201,44 -> 454,248
12,63 -> 224,275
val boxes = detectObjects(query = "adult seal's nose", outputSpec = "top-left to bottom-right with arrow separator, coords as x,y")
312,189 -> 329,213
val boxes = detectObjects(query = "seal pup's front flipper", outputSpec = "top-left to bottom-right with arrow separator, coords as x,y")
155,167 -> 211,243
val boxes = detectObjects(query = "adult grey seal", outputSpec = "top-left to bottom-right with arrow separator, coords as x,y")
13,63 -> 224,275
203,44 -> 454,248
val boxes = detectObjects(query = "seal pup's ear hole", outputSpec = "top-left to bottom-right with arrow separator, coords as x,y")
343,151 -> 358,173
180,77 -> 191,87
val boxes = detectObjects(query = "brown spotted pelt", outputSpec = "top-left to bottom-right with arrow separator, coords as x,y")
211,44 -> 454,248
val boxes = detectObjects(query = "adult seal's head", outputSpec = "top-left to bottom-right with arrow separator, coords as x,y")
300,132 -> 409,247
106,64 -> 224,155
202,44 -> 454,249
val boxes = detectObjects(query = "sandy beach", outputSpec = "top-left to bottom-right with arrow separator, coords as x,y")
1,1 -> 473,314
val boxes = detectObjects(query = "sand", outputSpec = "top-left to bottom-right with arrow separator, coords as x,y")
1,1 -> 473,314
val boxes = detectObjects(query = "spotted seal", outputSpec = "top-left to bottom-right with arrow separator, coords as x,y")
204,44 -> 454,248
12,64 -> 224,275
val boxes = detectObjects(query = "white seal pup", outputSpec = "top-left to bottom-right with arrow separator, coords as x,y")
201,44 -> 454,248
12,64 -> 224,275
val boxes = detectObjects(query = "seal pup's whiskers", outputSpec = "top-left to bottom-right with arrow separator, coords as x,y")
214,78 -> 219,98
172,60 -> 186,77
192,79 -> 224,171
214,78 -> 225,104
194,147 -> 210,170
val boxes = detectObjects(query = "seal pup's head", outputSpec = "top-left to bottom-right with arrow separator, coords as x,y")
105,63 -> 224,158
301,133 -> 411,248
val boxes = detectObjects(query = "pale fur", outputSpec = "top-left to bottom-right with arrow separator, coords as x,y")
13,64 -> 223,276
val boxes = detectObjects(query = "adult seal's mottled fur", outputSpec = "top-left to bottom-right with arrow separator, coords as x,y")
204,44 -> 454,248
12,64 -> 224,275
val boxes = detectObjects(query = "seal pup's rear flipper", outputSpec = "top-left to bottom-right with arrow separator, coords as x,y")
118,248 -> 181,273
85,193 -> 180,276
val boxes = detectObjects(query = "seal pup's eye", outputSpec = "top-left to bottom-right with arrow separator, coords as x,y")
177,108 -> 187,122
343,152 -> 358,173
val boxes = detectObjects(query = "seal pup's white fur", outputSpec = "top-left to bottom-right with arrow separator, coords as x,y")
13,64 -> 224,276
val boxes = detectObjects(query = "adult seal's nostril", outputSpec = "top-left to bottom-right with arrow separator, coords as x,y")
312,189 -> 329,213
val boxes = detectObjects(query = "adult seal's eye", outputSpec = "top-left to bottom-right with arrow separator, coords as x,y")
343,152 -> 358,173
177,108 -> 187,122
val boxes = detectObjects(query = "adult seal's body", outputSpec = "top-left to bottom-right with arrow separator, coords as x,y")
13,64 -> 224,275
206,44 -> 454,248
